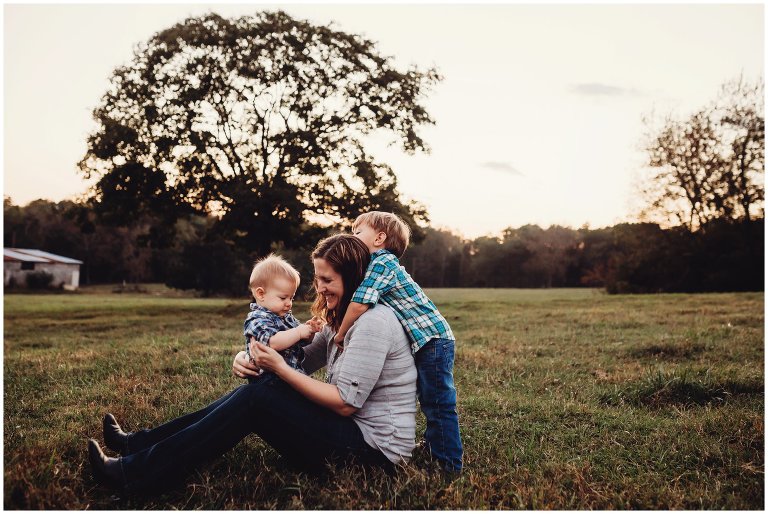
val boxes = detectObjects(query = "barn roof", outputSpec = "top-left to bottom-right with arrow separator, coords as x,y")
4,248 -> 83,265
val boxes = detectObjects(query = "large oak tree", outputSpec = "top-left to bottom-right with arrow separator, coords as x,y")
80,11 -> 437,254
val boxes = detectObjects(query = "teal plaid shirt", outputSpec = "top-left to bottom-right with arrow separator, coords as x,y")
350,249 -> 454,353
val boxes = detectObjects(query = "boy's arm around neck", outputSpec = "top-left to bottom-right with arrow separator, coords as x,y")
334,302 -> 370,345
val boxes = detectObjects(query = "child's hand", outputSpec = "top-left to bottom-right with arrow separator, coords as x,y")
306,316 -> 325,334
303,321 -> 317,334
297,323 -> 314,339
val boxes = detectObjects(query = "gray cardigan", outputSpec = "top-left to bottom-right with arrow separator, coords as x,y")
302,304 -> 417,464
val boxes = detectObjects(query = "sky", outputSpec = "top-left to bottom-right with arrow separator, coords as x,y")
3,2 -> 764,238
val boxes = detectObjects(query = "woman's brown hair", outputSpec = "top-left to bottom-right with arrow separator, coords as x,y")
310,234 -> 371,331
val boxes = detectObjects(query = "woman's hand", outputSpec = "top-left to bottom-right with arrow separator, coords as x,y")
249,341 -> 291,376
232,350 -> 261,380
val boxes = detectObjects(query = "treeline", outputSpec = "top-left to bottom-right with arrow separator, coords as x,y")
5,198 -> 762,295
400,222 -> 763,293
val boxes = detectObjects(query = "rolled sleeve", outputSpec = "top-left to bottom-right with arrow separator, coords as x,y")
245,315 -> 280,345
334,315 -> 390,408
350,285 -> 381,306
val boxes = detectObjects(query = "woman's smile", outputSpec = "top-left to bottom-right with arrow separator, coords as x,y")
313,258 -> 344,309
323,293 -> 337,308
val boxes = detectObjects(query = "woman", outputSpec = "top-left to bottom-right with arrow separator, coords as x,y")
88,234 -> 417,492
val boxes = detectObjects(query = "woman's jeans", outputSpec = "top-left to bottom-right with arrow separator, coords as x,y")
118,373 -> 391,492
414,338 -> 463,472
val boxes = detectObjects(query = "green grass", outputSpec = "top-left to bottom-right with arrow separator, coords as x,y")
3,288 -> 764,509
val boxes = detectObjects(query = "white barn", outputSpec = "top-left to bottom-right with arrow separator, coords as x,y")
4,248 -> 83,290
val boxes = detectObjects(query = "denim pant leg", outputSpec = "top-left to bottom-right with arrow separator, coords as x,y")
120,374 -> 390,492
246,376 -> 392,473
415,338 -> 463,471
126,387 -> 240,454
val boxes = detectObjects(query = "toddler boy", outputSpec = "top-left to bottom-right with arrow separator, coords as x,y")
244,254 -> 321,375
333,211 -> 463,472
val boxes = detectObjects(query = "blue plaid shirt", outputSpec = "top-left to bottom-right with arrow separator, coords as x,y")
243,304 -> 308,374
351,249 -> 454,354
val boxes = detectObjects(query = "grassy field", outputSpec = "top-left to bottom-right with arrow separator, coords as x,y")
3,288 -> 764,509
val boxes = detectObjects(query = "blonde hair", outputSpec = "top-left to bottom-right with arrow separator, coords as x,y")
249,254 -> 301,291
352,211 -> 411,258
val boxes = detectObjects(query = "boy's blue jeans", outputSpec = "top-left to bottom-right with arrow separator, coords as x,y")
414,337 -> 463,472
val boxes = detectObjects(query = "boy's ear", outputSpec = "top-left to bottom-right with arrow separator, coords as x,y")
374,231 -> 387,247
253,286 -> 265,300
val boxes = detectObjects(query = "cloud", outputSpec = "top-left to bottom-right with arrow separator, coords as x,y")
570,83 -> 641,97
479,161 -> 523,176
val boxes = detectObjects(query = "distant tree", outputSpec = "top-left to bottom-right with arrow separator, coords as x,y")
4,196 -> 23,248
691,218 -> 764,291
470,233 -> 531,287
573,226 -> 614,287
3,199 -> 82,257
3,198 -> 156,285
463,236 -> 506,287
641,109 -> 726,229
400,227 -> 465,287
716,77 -> 765,225
640,76 -> 764,231
164,237 -> 248,297
504,225 -> 577,288
79,10 -> 435,255
602,223 -> 690,294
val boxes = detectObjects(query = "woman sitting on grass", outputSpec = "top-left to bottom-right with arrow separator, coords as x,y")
88,234 -> 418,492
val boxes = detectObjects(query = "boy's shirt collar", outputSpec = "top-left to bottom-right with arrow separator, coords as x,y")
371,249 -> 392,258
249,302 -> 293,318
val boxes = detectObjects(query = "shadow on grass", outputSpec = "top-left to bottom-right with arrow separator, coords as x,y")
627,341 -> 707,360
599,369 -> 764,408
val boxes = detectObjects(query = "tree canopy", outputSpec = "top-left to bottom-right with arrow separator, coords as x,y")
80,10 -> 436,254
641,76 -> 764,231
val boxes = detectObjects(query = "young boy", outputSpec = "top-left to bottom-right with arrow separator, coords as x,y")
244,254 -> 322,375
333,211 -> 463,472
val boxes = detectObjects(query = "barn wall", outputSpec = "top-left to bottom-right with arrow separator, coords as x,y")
4,262 -> 81,289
